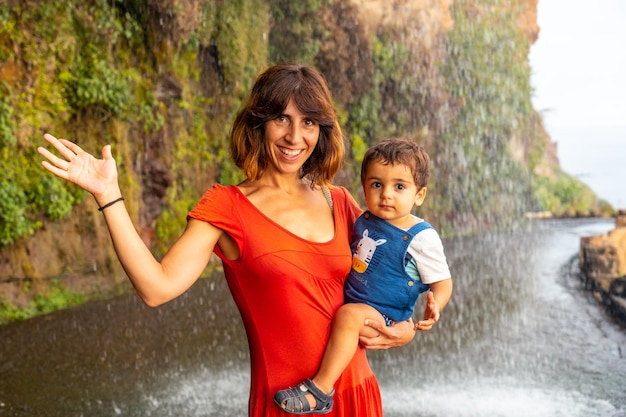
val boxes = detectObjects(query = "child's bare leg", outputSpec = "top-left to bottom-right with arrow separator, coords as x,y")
310,303 -> 385,401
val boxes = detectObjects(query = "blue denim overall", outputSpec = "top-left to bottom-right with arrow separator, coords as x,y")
344,211 -> 432,323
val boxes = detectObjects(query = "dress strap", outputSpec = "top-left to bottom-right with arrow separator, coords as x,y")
321,186 -> 334,213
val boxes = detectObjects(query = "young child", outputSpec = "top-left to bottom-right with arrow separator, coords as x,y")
274,138 -> 453,414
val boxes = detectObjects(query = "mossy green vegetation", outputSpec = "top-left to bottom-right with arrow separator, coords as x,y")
0,279 -> 86,324
532,169 -> 613,217
0,0 -> 269,250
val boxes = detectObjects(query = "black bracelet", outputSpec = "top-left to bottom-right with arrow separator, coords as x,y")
98,197 -> 125,212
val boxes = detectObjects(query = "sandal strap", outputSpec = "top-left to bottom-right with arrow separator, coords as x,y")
302,379 -> 334,403
273,379 -> 335,414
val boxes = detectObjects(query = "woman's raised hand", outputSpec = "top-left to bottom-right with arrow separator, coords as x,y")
38,133 -> 120,201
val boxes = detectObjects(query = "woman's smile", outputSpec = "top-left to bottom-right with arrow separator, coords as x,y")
278,146 -> 305,158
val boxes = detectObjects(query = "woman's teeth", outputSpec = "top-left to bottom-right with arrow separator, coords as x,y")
280,147 -> 302,156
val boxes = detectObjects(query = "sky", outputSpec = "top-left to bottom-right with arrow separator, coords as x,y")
529,0 -> 626,209
529,0 -> 626,129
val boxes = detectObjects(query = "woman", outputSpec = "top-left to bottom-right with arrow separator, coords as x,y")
38,63 -> 415,416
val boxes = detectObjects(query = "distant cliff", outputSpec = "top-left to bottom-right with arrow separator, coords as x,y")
0,0 -> 611,311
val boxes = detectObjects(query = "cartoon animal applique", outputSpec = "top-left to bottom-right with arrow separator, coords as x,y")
352,229 -> 386,273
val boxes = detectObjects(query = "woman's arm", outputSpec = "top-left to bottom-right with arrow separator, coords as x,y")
38,133 -> 220,306
107,213 -> 220,306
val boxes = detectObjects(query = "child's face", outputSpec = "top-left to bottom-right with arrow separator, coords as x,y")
362,160 -> 427,228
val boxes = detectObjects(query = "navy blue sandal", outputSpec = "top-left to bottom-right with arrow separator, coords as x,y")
273,378 -> 334,415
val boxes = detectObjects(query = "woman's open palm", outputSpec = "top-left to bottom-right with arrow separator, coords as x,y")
38,133 -> 118,197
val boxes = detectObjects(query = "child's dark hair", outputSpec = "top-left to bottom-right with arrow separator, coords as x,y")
360,138 -> 430,189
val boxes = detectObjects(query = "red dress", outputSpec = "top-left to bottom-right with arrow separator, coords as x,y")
188,184 -> 383,417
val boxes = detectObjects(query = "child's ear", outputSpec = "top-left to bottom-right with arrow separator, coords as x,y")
415,187 -> 427,206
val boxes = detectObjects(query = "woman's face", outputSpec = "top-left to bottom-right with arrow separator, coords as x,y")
264,99 -> 320,177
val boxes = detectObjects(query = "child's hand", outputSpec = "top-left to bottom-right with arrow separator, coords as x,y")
414,291 -> 440,331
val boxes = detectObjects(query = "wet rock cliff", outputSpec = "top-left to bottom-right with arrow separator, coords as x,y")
0,0 -> 607,311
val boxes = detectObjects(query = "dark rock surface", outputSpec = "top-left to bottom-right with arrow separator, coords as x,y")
579,210 -> 626,322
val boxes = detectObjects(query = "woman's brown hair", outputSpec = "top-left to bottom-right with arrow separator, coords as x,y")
230,63 -> 344,186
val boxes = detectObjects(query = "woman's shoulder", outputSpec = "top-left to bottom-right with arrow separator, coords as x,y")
188,184 -> 241,220
199,183 -> 240,200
